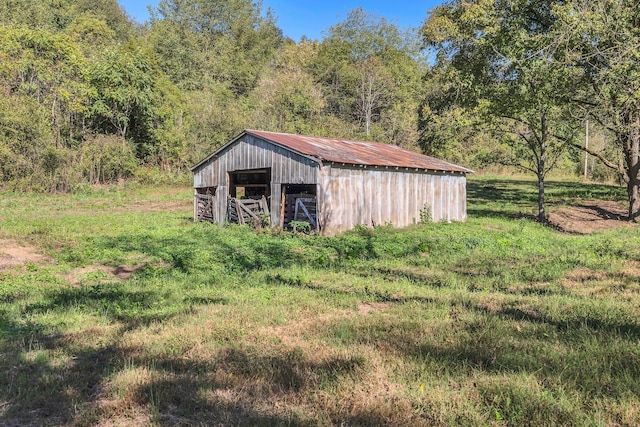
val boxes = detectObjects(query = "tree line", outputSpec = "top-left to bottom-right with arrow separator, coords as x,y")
1,0 -> 639,221
0,0 -> 423,191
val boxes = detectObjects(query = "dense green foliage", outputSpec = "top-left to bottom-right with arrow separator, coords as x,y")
1,178 -> 638,425
0,2 -> 183,190
0,1 -> 429,191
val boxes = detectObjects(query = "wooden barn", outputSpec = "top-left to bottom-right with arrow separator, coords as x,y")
191,130 -> 472,235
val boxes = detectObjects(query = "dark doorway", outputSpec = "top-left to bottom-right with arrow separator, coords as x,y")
229,169 -> 271,201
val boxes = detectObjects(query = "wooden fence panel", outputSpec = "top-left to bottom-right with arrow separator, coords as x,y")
196,194 -> 217,223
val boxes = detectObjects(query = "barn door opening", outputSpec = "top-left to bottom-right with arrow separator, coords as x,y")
281,184 -> 317,231
227,169 -> 271,225
229,168 -> 271,200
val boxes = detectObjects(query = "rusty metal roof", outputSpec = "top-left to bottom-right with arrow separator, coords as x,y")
245,130 -> 472,173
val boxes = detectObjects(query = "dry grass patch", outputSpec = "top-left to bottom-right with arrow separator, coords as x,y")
603,400 -> 640,426
109,303 -> 421,425
121,198 -> 191,213
561,264 -> 640,299
257,308 -> 354,350
357,301 -> 393,315
412,380 -> 489,426
474,295 -> 508,314
620,260 -> 640,281
564,267 -> 608,283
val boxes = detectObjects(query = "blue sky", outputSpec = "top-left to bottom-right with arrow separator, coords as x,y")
117,1 -> 442,41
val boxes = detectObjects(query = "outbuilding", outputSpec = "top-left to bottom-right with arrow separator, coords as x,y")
191,129 -> 472,235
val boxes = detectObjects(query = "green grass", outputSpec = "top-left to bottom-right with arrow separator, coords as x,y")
1,177 -> 639,426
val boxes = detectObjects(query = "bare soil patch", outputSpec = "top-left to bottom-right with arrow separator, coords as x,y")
0,239 -> 51,271
548,200 -> 635,234
63,264 -> 148,285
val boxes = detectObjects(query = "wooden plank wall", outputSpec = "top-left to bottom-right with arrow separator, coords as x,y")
193,135 -> 319,225
193,135 -> 318,188
318,165 -> 467,235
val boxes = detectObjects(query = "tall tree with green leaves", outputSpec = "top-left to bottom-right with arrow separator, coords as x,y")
0,26 -> 90,146
423,0 -> 578,222
149,0 -> 282,93
88,43 -> 155,144
0,0 -> 135,39
0,26 -> 93,189
88,41 -> 188,169
315,8 -> 423,147
249,40 -> 327,135
556,1 -> 640,220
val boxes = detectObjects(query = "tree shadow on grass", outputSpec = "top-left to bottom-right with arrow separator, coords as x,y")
0,321 -> 127,425
20,282 -> 213,329
473,300 -> 640,341
577,204 -> 626,221
410,315 -> 640,402
328,294 -> 640,404
548,202 -> 631,234
467,179 -> 538,220
128,345 -> 383,426
545,180 -> 626,201
266,271 -> 437,306
467,178 -> 627,221
0,310 -> 379,426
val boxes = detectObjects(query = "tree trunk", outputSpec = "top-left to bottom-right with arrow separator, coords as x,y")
622,113 -> 640,221
627,176 -> 640,221
537,172 -> 545,223
626,134 -> 640,221
537,114 -> 547,223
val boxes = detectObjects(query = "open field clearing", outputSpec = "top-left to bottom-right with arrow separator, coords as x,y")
1,177 -> 639,426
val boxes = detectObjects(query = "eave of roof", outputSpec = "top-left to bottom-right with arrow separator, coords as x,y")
191,129 -> 473,174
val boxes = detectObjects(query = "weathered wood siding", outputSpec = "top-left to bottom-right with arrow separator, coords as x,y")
193,134 -> 319,225
318,165 -> 467,235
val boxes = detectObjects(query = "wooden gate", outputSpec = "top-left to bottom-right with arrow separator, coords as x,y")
282,193 -> 317,230
227,196 -> 270,226
196,194 -> 217,223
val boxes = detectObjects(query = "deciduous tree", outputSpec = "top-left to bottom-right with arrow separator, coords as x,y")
316,8 -> 423,146
249,41 -> 327,135
423,0 -> 578,222
557,1 -> 640,220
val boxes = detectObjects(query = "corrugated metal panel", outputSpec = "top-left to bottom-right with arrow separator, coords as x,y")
318,165 -> 467,235
245,129 -> 473,173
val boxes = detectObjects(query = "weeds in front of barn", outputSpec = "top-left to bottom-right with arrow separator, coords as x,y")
1,178 -> 639,425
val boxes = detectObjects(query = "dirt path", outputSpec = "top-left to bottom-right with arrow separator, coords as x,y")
548,200 -> 635,234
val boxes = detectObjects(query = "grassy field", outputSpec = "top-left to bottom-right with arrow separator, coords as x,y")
1,177 -> 639,426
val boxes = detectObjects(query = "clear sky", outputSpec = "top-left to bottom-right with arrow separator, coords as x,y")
117,1 -> 443,41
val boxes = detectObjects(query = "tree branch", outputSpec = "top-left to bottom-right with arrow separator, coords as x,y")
569,141 -> 620,172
